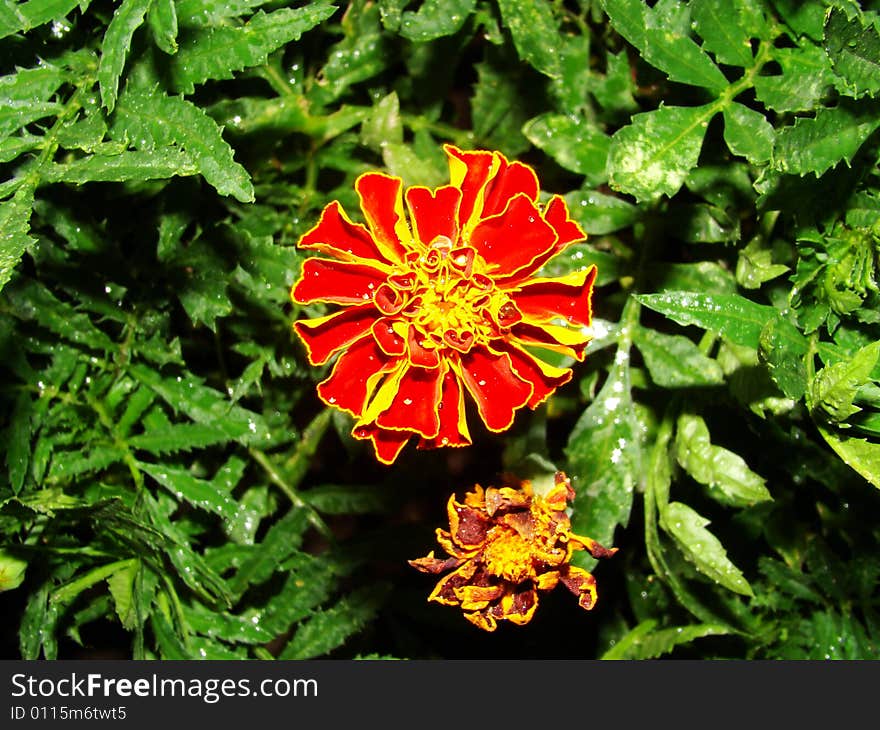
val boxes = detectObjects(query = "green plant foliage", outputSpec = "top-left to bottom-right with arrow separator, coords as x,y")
2,0 -> 880,662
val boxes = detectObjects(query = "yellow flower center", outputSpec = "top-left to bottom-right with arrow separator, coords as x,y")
482,525 -> 536,583
373,236 -> 520,355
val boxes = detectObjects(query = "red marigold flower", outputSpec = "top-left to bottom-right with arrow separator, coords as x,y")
409,472 -> 616,631
291,145 -> 596,464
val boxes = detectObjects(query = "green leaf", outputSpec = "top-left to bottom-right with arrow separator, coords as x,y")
814,423 -> 880,490
169,4 -> 336,94
564,190 -> 641,235
128,363 -> 271,447
174,0 -> 267,26
772,100 -> 880,177
6,390 -> 34,494
523,113 -> 610,184
399,0 -> 475,41
138,461 -> 242,522
633,326 -> 724,388
661,501 -> 754,596
690,0 -> 755,67
304,484 -> 392,515
602,0 -> 728,91
635,291 -> 776,349
754,45 -> 835,113
0,549 -> 27,592
736,237 -> 790,289
0,184 -> 35,293
723,103 -> 775,164
279,585 -> 387,659
566,351 -> 640,568
258,554 -> 339,634
496,0 -> 562,78
106,560 -> 139,630
602,619 -> 730,659
674,413 -> 772,507
98,0 -> 151,113
114,87 -> 254,202
128,422 -> 233,455
608,104 -> 713,202
42,148 -> 199,184
0,0 -> 82,40
808,340 -> 880,423
759,316 -> 809,400
824,7 -> 880,99
471,53 -> 531,155
148,0 -> 178,55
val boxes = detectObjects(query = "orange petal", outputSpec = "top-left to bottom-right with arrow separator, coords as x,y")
448,494 -> 491,548
560,566 -> 599,611
427,560 -> 478,606
375,364 -> 443,439
298,201 -> 391,264
464,611 -> 498,632
455,584 -> 506,610
468,194 -> 558,277
293,304 -> 376,366
498,588 -> 539,626
405,185 -> 461,245
508,266 -> 597,327
457,346 -> 533,432
316,337 -> 398,417
356,172 -> 412,262
408,551 -> 465,574
292,257 -> 389,305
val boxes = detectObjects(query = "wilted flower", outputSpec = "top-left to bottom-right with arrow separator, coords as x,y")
409,472 -> 616,632
291,145 -> 596,464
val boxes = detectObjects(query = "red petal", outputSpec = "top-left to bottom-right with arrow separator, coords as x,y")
457,346 -> 533,432
407,325 -> 441,368
468,194 -> 558,276
293,303 -> 376,366
352,423 -> 411,465
405,185 -> 461,245
419,365 -> 472,449
371,318 -> 406,356
445,145 -> 497,234
508,266 -> 597,327
292,257 -> 389,305
492,340 -> 573,409
317,337 -> 398,417
356,173 -> 411,262
376,364 -> 443,438
298,201 -> 390,264
482,158 -> 540,218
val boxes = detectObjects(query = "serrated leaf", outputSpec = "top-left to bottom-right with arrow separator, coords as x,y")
0,99 -> 63,140
304,484 -> 392,515
0,549 -> 27,592
399,0 -> 474,41
602,0 -> 728,91
824,7 -> 880,99
98,0 -> 151,113
47,445 -> 124,483
258,554 -> 339,633
608,104 -> 713,202
114,87 -> 254,202
148,0 -> 178,55
723,102 -> 775,164
129,363 -> 271,447
523,113 -> 610,183
471,53 -> 530,155
169,4 -> 336,93
184,602 -> 271,645
174,0 -> 267,27
279,585 -> 386,659
675,413 -> 771,506
759,316 -> 808,400
106,560 -> 139,630
564,190 -> 641,235
772,100 -> 880,177
0,63 -> 68,104
736,237 -> 789,289
566,354 -> 640,568
0,0 -> 82,40
496,0 -> 562,78
815,423 -> 880,490
661,501 -> 754,596
129,422 -> 233,455
754,45 -> 835,113
634,327 -> 724,388
42,148 -> 199,184
602,619 -> 730,660
691,0 -> 755,67
635,291 -> 776,349
7,390 -> 34,494
360,91 -> 402,151
809,340 -> 880,423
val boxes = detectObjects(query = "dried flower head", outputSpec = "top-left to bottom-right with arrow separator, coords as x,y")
290,145 -> 596,465
409,472 -> 616,632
